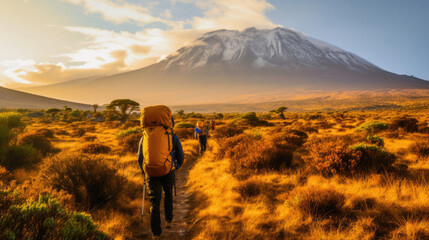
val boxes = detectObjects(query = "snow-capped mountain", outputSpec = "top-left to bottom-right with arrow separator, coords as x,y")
157,27 -> 379,73
19,27 -> 429,105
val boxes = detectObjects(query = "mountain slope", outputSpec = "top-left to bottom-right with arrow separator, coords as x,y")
0,87 -> 92,110
18,27 -> 429,105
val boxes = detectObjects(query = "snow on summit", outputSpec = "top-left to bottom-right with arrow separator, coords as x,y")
161,27 -> 380,72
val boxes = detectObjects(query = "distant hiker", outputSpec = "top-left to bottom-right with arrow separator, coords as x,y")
138,105 -> 184,240
211,119 -> 216,131
195,121 -> 209,155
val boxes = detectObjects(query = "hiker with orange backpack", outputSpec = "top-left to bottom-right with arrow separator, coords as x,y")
194,121 -> 209,155
137,105 -> 184,240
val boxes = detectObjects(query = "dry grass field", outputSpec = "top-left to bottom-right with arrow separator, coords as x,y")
0,105 -> 428,240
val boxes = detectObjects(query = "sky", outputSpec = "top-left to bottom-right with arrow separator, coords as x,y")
0,0 -> 428,87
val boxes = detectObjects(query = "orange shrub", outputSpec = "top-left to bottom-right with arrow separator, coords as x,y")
37,128 -> 55,138
80,143 -> 111,154
292,187 -> 346,218
39,154 -> 127,209
17,132 -> 57,156
304,136 -> 362,176
213,123 -> 244,138
119,132 -> 142,153
219,134 -> 294,175
174,128 -> 194,140
409,138 -> 429,158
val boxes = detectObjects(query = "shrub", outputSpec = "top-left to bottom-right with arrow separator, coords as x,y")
271,129 -> 308,148
0,191 -> 108,240
304,141 -> 362,176
236,112 -> 269,126
364,135 -> 384,147
213,123 -> 244,138
37,128 -> 55,138
221,134 -> 294,175
292,187 -> 345,218
83,135 -> 98,142
117,128 -> 140,139
356,121 -> 389,134
71,127 -> 86,137
174,128 -> 194,140
39,154 -> 127,209
17,132 -> 56,156
175,122 -> 195,128
234,179 -> 263,199
350,144 -> 396,172
390,117 -> 419,133
119,132 -> 142,153
409,139 -> 429,158
0,125 -> 12,148
80,143 -> 111,155
2,145 -> 41,170
0,112 -> 22,129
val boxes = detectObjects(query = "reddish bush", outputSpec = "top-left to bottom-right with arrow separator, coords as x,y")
304,140 -> 362,176
80,143 -> 111,154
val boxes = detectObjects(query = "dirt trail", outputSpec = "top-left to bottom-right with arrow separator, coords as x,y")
131,153 -> 196,240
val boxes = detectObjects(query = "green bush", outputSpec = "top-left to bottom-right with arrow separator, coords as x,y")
356,121 -> 389,134
175,123 -> 195,128
39,154 -> 127,209
0,191 -> 108,240
2,145 -> 41,170
364,135 -> 384,147
0,112 -> 22,129
117,128 -> 140,139
350,144 -> 396,172
0,125 -> 12,148
236,112 -> 269,127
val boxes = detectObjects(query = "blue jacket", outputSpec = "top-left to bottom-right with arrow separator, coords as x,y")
137,134 -> 185,174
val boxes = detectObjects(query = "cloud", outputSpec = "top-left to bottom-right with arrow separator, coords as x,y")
63,0 -> 163,25
190,0 -> 277,30
1,0 -> 277,87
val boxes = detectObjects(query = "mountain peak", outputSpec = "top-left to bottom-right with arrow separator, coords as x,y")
160,27 -> 380,73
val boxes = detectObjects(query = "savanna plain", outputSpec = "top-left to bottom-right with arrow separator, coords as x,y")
1,101 -> 429,240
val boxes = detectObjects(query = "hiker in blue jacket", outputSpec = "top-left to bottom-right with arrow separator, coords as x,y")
138,117 -> 184,240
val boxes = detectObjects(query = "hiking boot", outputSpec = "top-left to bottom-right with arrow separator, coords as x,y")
165,221 -> 173,229
152,235 -> 160,240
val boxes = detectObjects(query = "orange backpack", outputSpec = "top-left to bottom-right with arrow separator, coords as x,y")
140,105 -> 174,177
196,121 -> 206,136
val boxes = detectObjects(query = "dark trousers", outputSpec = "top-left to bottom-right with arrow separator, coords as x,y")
199,135 -> 207,154
146,170 -> 175,236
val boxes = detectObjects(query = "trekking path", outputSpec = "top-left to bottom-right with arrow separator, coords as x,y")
131,146 -> 198,240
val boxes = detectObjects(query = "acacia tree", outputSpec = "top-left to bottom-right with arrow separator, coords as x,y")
276,106 -> 288,119
177,110 -> 185,116
92,104 -> 99,113
107,99 -> 140,123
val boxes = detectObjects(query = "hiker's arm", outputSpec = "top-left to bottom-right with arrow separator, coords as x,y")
137,137 -> 144,174
173,135 -> 184,169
